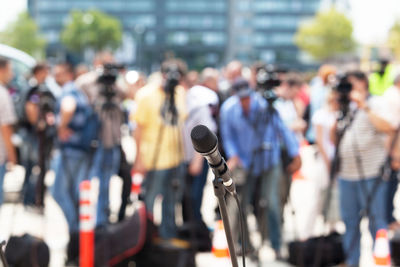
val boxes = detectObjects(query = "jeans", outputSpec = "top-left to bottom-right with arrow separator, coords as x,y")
19,129 -> 38,206
52,148 -> 91,233
339,177 -> 388,266
387,170 -> 399,224
90,144 -> 120,227
144,164 -> 184,239
243,164 -> 282,251
0,163 -> 6,205
191,160 -> 209,222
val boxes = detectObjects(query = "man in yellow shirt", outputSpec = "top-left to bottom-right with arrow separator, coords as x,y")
132,59 -> 187,239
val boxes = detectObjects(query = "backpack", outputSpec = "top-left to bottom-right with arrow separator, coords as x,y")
58,87 -> 100,151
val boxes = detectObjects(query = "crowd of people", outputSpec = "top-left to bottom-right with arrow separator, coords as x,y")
0,53 -> 399,266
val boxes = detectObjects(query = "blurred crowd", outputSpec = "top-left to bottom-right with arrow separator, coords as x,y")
0,53 -> 399,266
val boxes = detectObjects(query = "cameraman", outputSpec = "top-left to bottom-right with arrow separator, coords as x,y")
75,55 -> 124,227
132,59 -> 187,240
220,78 -> 300,259
333,71 -> 393,267
52,63 -> 97,242
20,63 -> 55,207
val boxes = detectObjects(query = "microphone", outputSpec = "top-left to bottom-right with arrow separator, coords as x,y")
191,125 -> 236,194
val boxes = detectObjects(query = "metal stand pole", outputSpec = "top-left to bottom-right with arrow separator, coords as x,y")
213,177 -> 239,267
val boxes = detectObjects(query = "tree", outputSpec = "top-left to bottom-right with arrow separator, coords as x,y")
0,12 -> 46,58
294,8 -> 355,61
61,9 -> 122,54
388,20 -> 400,61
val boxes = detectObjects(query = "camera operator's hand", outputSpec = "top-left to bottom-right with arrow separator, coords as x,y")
227,155 -> 242,170
286,155 -> 301,174
58,126 -> 73,142
189,153 -> 203,176
133,157 -> 146,175
350,89 -> 368,109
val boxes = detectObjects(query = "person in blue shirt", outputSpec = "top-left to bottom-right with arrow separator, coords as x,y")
51,63 -> 98,264
220,78 -> 300,259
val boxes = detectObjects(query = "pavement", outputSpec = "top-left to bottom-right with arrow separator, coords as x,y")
0,164 -> 398,267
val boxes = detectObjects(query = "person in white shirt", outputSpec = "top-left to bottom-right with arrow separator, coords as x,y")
0,57 -> 17,205
381,74 -> 400,229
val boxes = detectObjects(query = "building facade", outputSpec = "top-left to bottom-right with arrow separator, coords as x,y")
28,0 -> 320,70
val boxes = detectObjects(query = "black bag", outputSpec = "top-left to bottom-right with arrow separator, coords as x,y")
177,221 -> 212,252
288,232 -> 345,267
5,234 -> 50,267
95,204 -> 148,267
132,242 -> 196,267
391,235 -> 400,266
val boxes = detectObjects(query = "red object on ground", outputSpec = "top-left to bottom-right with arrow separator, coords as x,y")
80,180 -> 94,267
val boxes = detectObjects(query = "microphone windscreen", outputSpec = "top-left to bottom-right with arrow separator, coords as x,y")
191,125 -> 218,153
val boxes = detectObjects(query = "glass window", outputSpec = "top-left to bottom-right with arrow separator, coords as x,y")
270,33 -> 294,45
165,16 -> 225,29
37,15 -> 67,28
167,32 -> 189,46
167,31 -> 225,46
253,34 -> 269,46
260,50 -> 276,63
252,1 -> 290,12
253,16 -> 298,29
44,30 -> 59,42
145,31 -> 157,45
125,16 -> 156,28
37,1 -> 155,12
202,32 -> 225,46
166,1 -> 226,12
237,1 -> 250,11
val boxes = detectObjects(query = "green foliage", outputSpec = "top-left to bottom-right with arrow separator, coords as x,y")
61,9 -> 122,53
0,12 -> 46,58
388,20 -> 400,60
295,8 -> 355,60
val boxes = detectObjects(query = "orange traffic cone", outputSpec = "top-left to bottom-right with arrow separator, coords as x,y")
212,220 -> 230,258
374,229 -> 391,266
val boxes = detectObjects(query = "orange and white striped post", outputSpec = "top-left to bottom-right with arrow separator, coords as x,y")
130,171 -> 144,201
80,180 -> 95,267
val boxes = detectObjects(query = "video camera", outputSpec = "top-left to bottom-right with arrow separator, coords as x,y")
161,64 -> 182,126
255,65 -> 281,104
333,74 -> 352,118
97,63 -> 124,99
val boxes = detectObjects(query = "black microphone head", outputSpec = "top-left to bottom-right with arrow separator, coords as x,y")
191,125 -> 218,154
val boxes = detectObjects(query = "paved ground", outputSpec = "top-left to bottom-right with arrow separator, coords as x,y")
0,164 -> 398,267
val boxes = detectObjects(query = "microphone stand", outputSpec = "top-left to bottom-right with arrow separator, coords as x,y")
213,177 -> 239,267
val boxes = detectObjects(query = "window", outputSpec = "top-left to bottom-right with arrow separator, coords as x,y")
125,16 -> 156,28
165,16 -> 225,29
166,1 -> 226,12
167,32 -> 189,46
202,32 -> 225,46
37,1 -> 155,12
270,33 -> 294,45
167,31 -> 226,46
253,16 -> 298,29
260,50 -> 276,63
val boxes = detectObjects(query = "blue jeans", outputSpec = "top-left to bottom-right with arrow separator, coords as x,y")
244,164 -> 282,251
90,145 -> 120,227
387,170 -> 399,224
191,160 -> 209,222
339,177 -> 388,266
0,163 -> 6,205
19,129 -> 38,206
52,148 -> 91,233
144,164 -> 184,239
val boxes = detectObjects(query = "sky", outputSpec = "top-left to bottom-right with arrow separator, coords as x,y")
0,0 -> 400,46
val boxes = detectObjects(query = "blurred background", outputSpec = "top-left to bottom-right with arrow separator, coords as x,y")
1,0 -> 400,72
